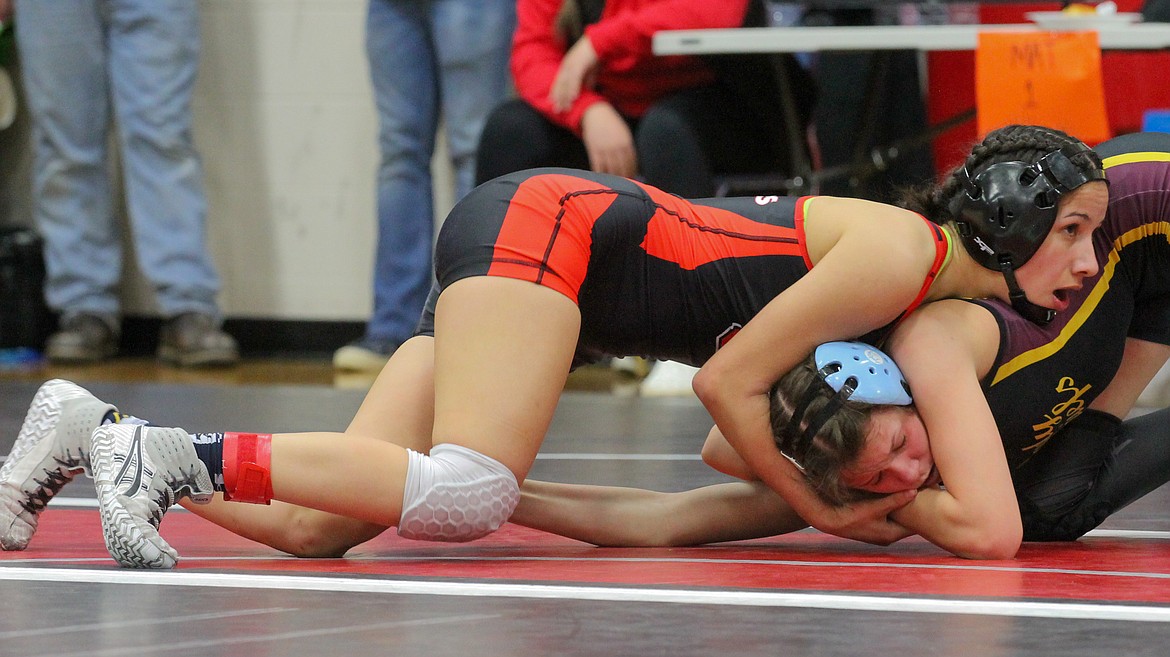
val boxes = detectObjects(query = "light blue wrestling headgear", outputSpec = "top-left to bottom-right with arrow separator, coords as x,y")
779,341 -> 912,467
814,341 -> 912,406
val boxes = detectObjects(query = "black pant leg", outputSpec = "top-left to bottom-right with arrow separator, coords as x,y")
474,99 -> 590,185
635,85 -> 784,198
1017,407 -> 1170,540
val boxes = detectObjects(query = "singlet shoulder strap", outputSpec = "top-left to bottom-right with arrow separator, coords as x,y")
793,196 -> 818,271
872,218 -> 953,345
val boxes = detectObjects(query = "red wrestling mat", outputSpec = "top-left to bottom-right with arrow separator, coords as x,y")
4,508 -> 1170,606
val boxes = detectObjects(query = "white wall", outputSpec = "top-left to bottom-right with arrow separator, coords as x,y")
124,0 -> 454,321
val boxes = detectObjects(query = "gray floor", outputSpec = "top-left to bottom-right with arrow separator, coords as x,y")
2,380 -> 1169,657
7,580 -> 1170,657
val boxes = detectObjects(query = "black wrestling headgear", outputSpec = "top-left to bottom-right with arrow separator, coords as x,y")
948,141 -> 1106,324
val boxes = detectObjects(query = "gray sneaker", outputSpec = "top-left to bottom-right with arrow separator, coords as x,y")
157,312 -> 239,367
91,425 -> 213,569
45,314 -> 119,363
0,379 -> 116,550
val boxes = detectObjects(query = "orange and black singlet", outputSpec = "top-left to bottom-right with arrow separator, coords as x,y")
418,168 -> 948,368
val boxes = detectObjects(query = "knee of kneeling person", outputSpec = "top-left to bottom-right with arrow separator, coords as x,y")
397,443 -> 521,543
1019,497 -> 1106,542
280,509 -> 374,558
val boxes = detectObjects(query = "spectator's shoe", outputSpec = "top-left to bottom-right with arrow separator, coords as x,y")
639,360 -> 701,397
157,312 -> 239,367
91,425 -> 213,569
609,356 -> 652,380
332,336 -> 398,372
0,380 -> 116,550
44,314 -> 119,363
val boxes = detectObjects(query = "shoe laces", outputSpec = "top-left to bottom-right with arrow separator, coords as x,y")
143,463 -> 201,530
167,461 -> 206,498
22,467 -> 74,515
57,446 -> 89,472
20,445 -> 90,514
147,487 -> 176,530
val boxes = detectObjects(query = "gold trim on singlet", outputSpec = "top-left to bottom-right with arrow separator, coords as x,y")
989,153 -> 1170,385
1101,151 -> 1170,167
937,224 -> 955,280
990,221 -> 1170,386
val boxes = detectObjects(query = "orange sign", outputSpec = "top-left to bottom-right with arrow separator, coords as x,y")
975,30 -> 1110,144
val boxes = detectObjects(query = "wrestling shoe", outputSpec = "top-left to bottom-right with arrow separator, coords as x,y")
91,425 -> 213,569
0,379 -> 116,551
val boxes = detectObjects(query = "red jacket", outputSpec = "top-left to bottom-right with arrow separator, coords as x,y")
512,0 -> 750,135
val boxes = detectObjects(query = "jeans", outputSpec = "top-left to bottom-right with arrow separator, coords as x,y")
16,0 -> 222,320
364,0 -> 515,345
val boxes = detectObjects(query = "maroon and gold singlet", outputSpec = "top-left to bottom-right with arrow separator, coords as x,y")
970,133 -> 1170,472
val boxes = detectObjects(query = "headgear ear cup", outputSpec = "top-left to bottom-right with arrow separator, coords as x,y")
780,342 -> 912,466
949,142 -> 1106,324
813,341 -> 913,406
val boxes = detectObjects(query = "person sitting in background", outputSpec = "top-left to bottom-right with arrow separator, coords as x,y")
475,0 -> 811,198
13,1 -> 237,367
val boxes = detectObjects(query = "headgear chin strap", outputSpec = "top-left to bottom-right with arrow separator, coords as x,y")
1000,258 -> 1057,325
949,141 -> 1106,325
780,342 -> 913,468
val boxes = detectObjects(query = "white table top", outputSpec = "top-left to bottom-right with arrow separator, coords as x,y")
653,23 -> 1170,55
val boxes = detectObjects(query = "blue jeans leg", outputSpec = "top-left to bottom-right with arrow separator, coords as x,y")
365,0 -> 438,345
108,0 -> 221,317
363,0 -> 514,345
17,0 -> 221,320
433,0 -> 515,199
16,0 -> 121,318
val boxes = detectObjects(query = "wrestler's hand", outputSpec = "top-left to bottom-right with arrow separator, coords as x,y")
0,0 -> 12,26
581,102 -> 637,178
807,489 -> 918,545
550,36 -> 599,112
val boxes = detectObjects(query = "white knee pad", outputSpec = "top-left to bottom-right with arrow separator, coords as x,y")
398,443 -> 520,542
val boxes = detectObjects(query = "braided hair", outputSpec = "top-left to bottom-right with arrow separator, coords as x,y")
898,124 -> 1104,226
769,353 -> 887,505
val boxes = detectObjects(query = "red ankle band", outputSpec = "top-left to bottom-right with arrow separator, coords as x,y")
223,432 -> 274,505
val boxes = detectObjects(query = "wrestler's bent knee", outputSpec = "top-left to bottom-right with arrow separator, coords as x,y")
398,443 -> 520,542
1019,497 -> 1110,542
